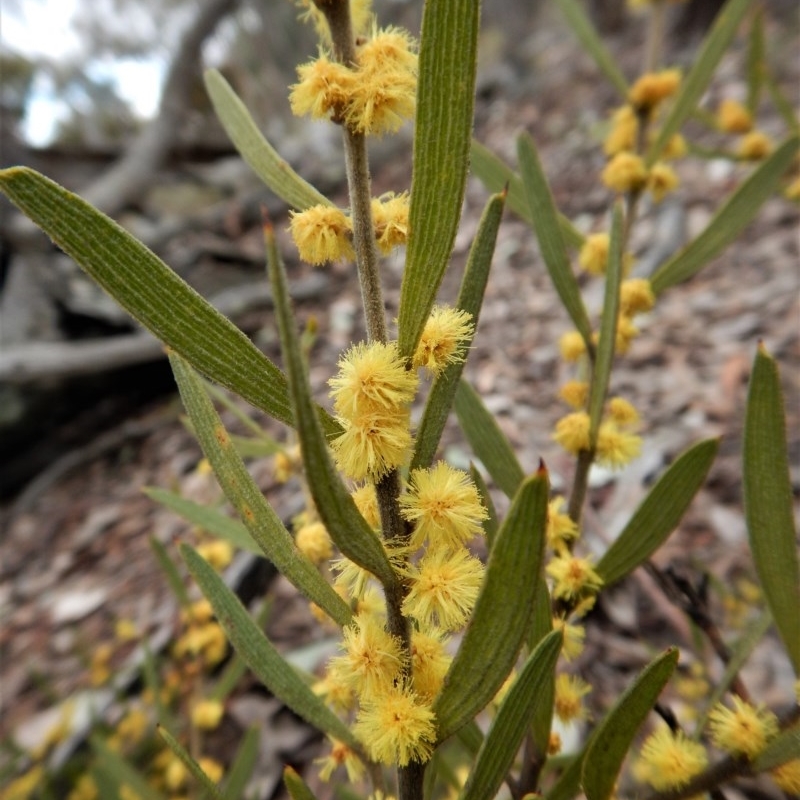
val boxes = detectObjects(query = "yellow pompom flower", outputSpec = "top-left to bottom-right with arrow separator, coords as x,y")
351,484 -> 381,528
289,205 -> 354,266
647,161 -> 679,202
400,461 -> 488,549
547,496 -> 579,551
771,759 -> 800,794
331,407 -> 412,480
551,617 -> 586,661
328,612 -> 403,699
629,69 -> 681,113
371,192 -> 410,254
607,397 -> 640,426
313,671 -> 356,713
295,521 -> 333,564
553,411 -> 591,455
604,105 -> 639,156
785,174 -> 800,202
196,540 -> 234,571
596,421 -> 642,468
559,380 -> 589,410
191,699 -> 224,731
289,53 -> 357,121
738,130 -> 773,160
717,98 -> 753,134
554,673 -> 591,723
333,554 -> 374,600
329,341 -> 418,419
315,738 -> 365,782
413,306 -> 474,375
402,546 -> 485,631
620,278 -> 655,316
411,628 -> 451,701
546,552 -> 604,601
559,330 -> 587,362
637,727 -> 708,791
579,233 -> 610,275
354,681 -> 436,766
602,152 -> 649,193
198,758 -> 224,784
707,696 -> 779,759
615,314 -> 640,354
661,132 -> 688,160
357,25 -> 418,73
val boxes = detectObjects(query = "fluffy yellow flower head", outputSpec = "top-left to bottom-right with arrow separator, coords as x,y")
559,330 -> 587,363
607,396 -> 640,426
329,341 -> 418,419
559,380 -> 589,410
596,421 -> 642,469
351,484 -> 381,529
315,738 -> 365,782
410,628 -> 452,701
707,696 -> 779,759
198,758 -> 224,784
629,69 -> 682,113
771,759 -> 800,794
602,152 -> 649,193
660,132 -> 689,160
196,539 -> 234,571
289,205 -> 354,265
620,278 -> 655,316
294,0 -> 374,45
553,411 -> 591,455
738,130 -> 773,161
402,546 -> 484,631
636,727 -> 708,791
648,161 -> 679,202
717,98 -> 753,134
354,681 -> 436,766
371,192 -> 410,254
331,407 -> 412,480
295,520 -> 334,564
554,673 -> 591,723
546,552 -> 604,601
191,699 -> 224,731
551,617 -> 586,661
604,105 -> 639,156
413,306 -> 475,375
400,461 -> 488,549
289,53 -> 357,121
547,495 -> 579,551
579,233 -> 610,276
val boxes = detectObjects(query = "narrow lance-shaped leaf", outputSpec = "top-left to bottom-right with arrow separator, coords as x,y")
264,223 -> 397,587
470,464 -> 499,550
397,0 -> 480,359
587,202 -> 623,442
650,136 -> 800,295
743,345 -> 800,671
745,8 -> 765,114
204,69 -> 330,211
646,0 -> 753,164
412,191 -> 505,471
461,632 -> 562,800
149,535 -> 191,607
157,726 -> 226,800
91,737 -> 168,800
469,140 -> 585,249
168,352 -> 352,626
0,167 -> 340,435
181,544 -> 361,751
753,725 -> 800,773
554,0 -> 629,98
433,469 -> 550,742
283,766 -> 320,800
517,133 -> 593,347
597,438 -> 719,587
582,648 -> 679,800
224,726 -> 260,800
454,379 -> 525,499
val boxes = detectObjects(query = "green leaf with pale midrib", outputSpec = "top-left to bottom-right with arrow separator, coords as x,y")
743,346 -> 800,671
597,438 -> 718,587
650,136 -> 800,295
397,0 -> 480,359
412,191 -> 505,472
461,631 -> 562,800
169,352 -> 352,627
454,379 -> 525,499
182,544 -> 360,751
0,166 -> 340,436
204,69 -> 331,211
582,648 -> 679,800
433,471 -> 549,742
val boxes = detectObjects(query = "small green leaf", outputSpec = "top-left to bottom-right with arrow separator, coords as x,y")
149,535 -> 190,608
433,470 -> 549,742
224,726 -> 260,800
157,726 -> 226,800
0,167 -> 339,435
517,133 -> 593,347
646,0 -> 754,164
587,202 -> 624,442
412,191 -> 505,471
597,438 -> 719,587
146,488 -> 262,556
528,581 -> 556,758
181,544 -> 360,751
283,766 -> 320,800
91,736 -> 168,800
169,352 -> 352,626
469,140 -> 585,249
265,224 -> 397,587
650,136 -> 799,294
461,631 -> 562,800
457,721 -> 486,757
204,69 -> 330,211
753,723 -> 800,772
470,464 -> 499,550
744,345 -> 800,671
397,0 -> 480,359
582,648 -> 679,800
554,0 -> 629,98
454,379 -> 525,499
746,8 -> 765,114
